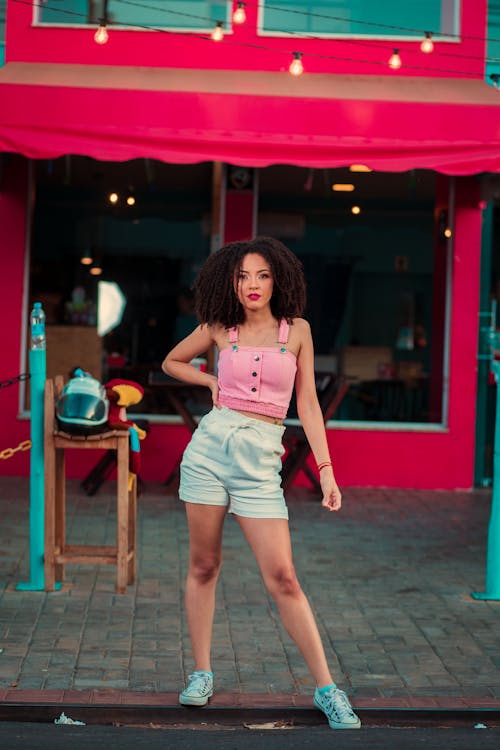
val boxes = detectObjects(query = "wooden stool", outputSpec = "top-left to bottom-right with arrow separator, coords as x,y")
44,376 -> 137,593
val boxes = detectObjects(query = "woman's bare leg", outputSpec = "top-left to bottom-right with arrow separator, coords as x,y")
236,516 -> 333,688
184,503 -> 227,672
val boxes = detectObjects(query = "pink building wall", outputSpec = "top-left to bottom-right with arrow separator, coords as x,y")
6,1 -> 487,79
0,2 -> 487,488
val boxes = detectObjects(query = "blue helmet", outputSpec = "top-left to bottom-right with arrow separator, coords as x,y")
56,368 -> 109,435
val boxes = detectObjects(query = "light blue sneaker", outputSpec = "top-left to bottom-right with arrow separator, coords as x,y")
314,685 -> 361,729
179,670 -> 214,706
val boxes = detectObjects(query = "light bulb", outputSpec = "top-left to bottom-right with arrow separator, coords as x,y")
90,266 -> 103,276
126,196 -> 136,206
233,2 -> 246,24
211,22 -> 224,42
420,33 -> 434,54
388,49 -> 402,70
108,192 -> 119,204
94,23 -> 109,45
289,52 -> 304,77
351,205 -> 361,215
444,227 -> 452,239
80,253 -> 93,266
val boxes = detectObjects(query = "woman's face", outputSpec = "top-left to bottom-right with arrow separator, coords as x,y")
235,253 -> 274,311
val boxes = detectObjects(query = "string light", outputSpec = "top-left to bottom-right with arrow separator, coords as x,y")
289,52 -> 304,76
211,22 -> 224,42
94,19 -> 109,45
233,2 -> 247,25
388,49 -> 402,70
420,32 -> 434,54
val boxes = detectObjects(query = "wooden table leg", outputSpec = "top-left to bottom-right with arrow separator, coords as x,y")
128,475 -> 137,585
116,436 -> 129,594
54,447 -> 66,583
44,421 -> 56,592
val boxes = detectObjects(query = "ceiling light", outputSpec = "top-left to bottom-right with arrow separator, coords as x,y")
332,183 -> 355,192
90,266 -> 103,276
126,196 -> 136,206
80,252 -> 93,266
351,205 -> 361,215
349,164 -> 372,173
108,192 -> 119,204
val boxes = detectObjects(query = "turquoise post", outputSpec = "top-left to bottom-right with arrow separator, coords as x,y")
472,328 -> 500,601
17,304 -> 46,591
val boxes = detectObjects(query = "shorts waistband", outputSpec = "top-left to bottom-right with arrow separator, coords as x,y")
212,406 -> 285,436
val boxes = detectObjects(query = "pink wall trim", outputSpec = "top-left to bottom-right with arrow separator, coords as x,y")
6,1 -> 486,79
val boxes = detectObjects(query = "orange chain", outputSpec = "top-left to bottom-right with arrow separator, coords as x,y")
0,440 -> 32,460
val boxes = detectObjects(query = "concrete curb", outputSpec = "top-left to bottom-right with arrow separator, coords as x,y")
1,691 -> 500,727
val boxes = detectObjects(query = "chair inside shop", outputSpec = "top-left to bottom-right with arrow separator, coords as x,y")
281,374 -> 349,496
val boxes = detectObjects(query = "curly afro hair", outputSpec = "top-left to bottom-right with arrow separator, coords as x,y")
193,236 -> 306,328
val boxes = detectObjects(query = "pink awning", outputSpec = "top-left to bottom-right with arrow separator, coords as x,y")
0,62 -> 499,174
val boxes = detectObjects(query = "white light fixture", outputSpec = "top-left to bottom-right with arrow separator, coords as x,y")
98,280 -> 127,336
289,52 -> 304,77
388,49 -> 402,70
211,22 -> 224,41
332,183 -> 355,192
351,205 -> 361,215
233,2 -> 246,24
108,192 -> 119,204
420,32 -> 434,54
94,20 -> 109,45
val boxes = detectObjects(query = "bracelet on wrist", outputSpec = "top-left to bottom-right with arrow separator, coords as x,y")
317,461 -> 332,472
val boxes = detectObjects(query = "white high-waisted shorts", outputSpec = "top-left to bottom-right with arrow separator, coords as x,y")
179,406 -> 288,519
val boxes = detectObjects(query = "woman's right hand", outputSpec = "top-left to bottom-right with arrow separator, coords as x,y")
207,375 -> 221,409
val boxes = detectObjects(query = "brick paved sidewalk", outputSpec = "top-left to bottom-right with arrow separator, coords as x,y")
0,476 -> 499,710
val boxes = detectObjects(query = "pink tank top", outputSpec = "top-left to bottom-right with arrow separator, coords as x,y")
217,319 -> 297,419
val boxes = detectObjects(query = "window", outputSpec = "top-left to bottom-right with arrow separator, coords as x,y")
37,1 -> 230,31
29,157 -> 212,417
259,0 -> 459,38
487,1 -> 500,82
29,158 -> 448,426
258,165 -> 444,424
0,0 -> 6,65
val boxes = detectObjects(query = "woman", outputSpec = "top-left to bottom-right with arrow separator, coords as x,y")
162,237 -> 360,730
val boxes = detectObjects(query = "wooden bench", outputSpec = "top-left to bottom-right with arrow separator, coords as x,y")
44,376 -> 137,593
